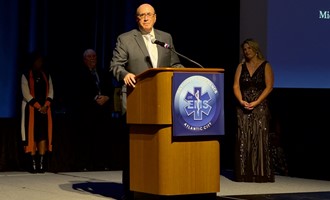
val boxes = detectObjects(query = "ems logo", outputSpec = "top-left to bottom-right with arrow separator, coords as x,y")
173,74 -> 221,136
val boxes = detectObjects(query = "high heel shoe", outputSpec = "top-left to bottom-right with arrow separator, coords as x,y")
30,155 -> 37,174
38,155 -> 45,173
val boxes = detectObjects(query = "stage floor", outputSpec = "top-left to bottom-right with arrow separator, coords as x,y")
1,170 -> 330,200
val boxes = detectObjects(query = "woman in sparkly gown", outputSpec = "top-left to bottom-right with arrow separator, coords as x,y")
233,38 -> 275,182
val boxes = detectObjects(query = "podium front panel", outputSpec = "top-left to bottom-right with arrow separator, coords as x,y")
130,125 -> 220,195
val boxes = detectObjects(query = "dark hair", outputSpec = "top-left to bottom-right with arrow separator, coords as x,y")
27,51 -> 46,70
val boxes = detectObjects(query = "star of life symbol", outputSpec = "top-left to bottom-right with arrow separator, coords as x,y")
173,73 -> 223,136
174,75 -> 219,133
185,87 -> 212,120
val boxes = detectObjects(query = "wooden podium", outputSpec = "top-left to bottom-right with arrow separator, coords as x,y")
127,68 -> 224,196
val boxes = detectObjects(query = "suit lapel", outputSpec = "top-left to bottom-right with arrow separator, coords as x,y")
135,32 -> 149,57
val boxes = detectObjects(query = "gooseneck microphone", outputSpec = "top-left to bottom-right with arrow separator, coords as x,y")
151,38 -> 204,68
151,39 -> 171,49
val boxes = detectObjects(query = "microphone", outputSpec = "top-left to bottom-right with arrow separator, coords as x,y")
151,38 -> 204,68
151,38 -> 171,49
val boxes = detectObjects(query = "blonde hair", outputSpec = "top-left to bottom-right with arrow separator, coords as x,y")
241,38 -> 265,60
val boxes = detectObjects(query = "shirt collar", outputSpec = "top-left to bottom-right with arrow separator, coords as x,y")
141,28 -> 155,37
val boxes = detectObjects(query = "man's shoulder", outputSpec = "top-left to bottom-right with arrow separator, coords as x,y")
119,29 -> 140,38
118,29 -> 171,38
154,29 -> 172,41
154,29 -> 171,37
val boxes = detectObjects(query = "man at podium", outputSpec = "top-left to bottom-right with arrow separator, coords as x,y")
109,3 -> 184,200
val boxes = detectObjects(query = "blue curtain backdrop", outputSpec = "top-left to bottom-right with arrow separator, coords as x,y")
0,0 -> 19,118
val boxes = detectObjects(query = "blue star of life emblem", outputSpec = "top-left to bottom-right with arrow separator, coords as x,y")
173,75 -> 220,132
184,87 -> 212,120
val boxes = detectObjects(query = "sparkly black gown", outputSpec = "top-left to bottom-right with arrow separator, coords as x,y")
235,61 -> 274,182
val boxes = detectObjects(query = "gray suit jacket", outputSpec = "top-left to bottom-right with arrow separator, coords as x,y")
110,28 -> 184,114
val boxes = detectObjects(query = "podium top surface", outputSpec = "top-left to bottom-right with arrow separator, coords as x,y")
136,67 -> 225,80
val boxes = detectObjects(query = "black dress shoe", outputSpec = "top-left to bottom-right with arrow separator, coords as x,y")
38,155 -> 45,173
79,167 -> 88,172
29,155 -> 37,173
29,167 -> 37,174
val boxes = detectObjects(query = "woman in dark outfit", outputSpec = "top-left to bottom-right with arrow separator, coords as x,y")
21,51 -> 54,173
233,38 -> 275,182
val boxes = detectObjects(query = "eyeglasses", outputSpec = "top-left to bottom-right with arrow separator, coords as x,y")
137,12 -> 155,18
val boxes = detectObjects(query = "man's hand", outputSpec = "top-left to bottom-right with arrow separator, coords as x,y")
95,95 -> 109,106
124,73 -> 136,88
